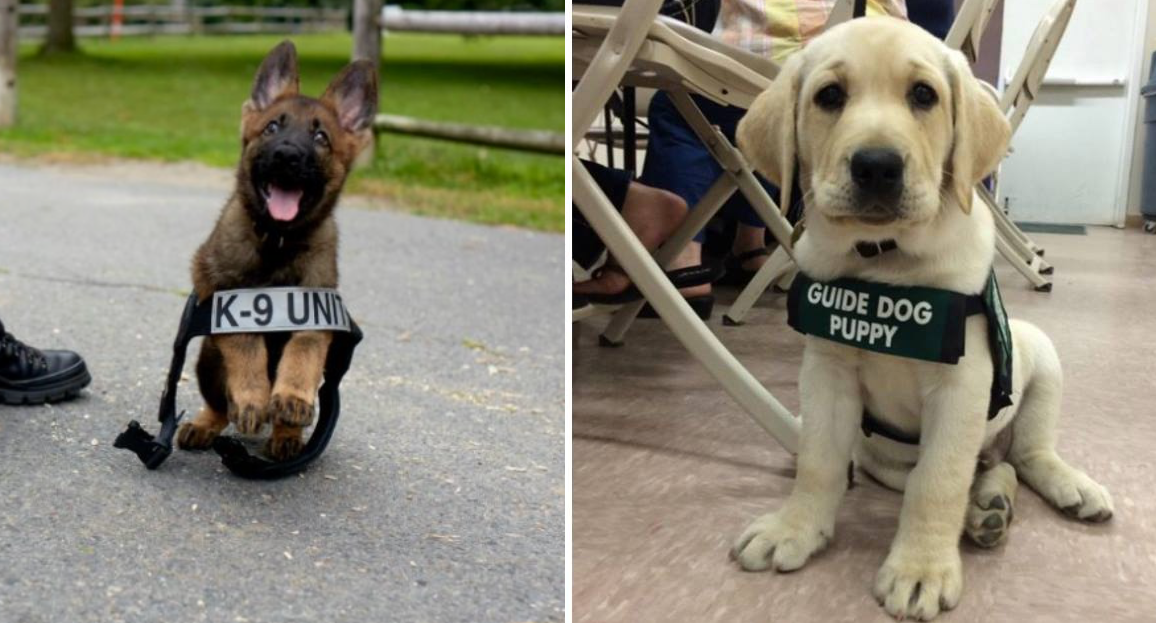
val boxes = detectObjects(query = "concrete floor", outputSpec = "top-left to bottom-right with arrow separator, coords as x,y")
573,228 -> 1156,623
0,162 -> 564,623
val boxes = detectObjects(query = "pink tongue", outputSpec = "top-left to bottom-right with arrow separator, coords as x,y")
266,186 -> 303,222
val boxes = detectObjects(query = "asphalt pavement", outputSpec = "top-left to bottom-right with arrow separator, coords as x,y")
0,161 -> 564,623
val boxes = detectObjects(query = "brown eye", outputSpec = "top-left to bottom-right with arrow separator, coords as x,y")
263,120 -> 280,136
313,129 -> 329,148
910,82 -> 938,109
814,84 -> 847,111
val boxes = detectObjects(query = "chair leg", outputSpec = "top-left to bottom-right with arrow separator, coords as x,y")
982,187 -> 1040,247
723,246 -> 793,325
599,174 -> 739,345
603,88 -> 797,344
571,0 -> 663,147
996,230 -> 1052,292
574,157 -> 801,452
573,259 -> 592,283
980,188 -> 1051,269
665,90 -> 796,250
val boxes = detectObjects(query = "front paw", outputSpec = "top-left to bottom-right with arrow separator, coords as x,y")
1047,468 -> 1114,523
267,393 -> 315,427
228,400 -> 268,435
873,544 -> 963,621
731,507 -> 832,573
177,421 -> 218,450
265,429 -> 305,461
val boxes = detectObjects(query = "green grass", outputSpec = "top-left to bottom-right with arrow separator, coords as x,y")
0,33 -> 564,231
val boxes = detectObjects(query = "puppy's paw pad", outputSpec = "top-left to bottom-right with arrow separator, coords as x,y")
965,494 -> 1013,548
268,394 -> 315,427
265,434 -> 305,461
177,422 -> 218,450
731,511 -> 830,573
873,548 -> 962,621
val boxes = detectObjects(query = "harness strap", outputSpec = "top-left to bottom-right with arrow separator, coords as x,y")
114,292 -> 362,479
789,270 -> 1015,447
861,410 -> 921,445
859,273 -> 1013,445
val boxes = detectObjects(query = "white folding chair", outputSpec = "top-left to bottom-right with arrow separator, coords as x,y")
574,3 -> 802,342
945,0 -> 1000,63
572,0 -> 805,452
575,0 -> 862,336
723,0 -> 1074,324
978,0 -> 1077,290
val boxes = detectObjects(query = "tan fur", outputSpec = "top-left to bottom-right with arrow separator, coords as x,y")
176,406 -> 228,449
217,333 -> 273,435
732,18 -> 1109,621
736,52 -> 804,215
738,18 -> 1009,223
177,41 -> 376,460
945,53 -> 1011,213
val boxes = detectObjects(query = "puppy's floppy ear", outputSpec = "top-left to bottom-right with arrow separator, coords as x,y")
737,52 -> 805,216
946,51 -> 1010,214
247,40 -> 299,112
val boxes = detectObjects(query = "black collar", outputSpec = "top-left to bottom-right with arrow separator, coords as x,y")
854,239 -> 898,258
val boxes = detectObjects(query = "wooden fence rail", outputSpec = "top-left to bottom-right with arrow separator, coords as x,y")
380,7 -> 565,36
375,113 -> 564,155
5,4 -> 564,155
16,4 -> 349,39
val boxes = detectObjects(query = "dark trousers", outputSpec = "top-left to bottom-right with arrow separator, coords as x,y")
639,91 -> 797,244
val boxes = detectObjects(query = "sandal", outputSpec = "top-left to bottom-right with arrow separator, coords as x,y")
638,295 -> 714,320
718,248 -> 771,288
579,263 -> 723,305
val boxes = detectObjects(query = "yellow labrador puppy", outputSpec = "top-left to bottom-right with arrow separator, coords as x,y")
732,17 -> 1112,620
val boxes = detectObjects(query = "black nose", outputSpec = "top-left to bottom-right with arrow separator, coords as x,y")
272,144 -> 305,168
850,148 -> 904,201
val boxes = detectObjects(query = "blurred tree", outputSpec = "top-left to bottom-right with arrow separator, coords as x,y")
42,0 -> 77,54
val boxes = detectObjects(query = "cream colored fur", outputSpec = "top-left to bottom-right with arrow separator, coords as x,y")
730,17 -> 1112,621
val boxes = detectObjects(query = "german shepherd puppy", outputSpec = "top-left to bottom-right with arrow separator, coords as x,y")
176,41 -> 377,460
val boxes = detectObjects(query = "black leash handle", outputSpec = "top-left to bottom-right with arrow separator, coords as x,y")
114,292 -> 362,479
113,294 -> 202,469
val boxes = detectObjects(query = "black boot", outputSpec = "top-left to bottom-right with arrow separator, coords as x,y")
0,320 -> 91,405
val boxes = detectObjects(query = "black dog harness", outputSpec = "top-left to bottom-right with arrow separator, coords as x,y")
787,240 -> 1013,445
114,288 -> 362,479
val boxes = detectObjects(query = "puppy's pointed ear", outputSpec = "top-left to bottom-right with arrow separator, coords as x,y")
947,51 -> 1010,214
322,60 -> 379,134
737,52 -> 805,215
247,40 -> 299,112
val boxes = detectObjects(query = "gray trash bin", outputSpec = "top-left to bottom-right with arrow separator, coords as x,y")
1141,52 -> 1156,232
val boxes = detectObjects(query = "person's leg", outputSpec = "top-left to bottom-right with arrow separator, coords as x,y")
706,98 -> 786,275
0,317 -> 91,405
573,180 -> 689,297
638,91 -> 725,298
907,0 -> 955,40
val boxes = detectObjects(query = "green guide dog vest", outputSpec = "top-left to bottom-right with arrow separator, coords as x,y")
787,271 -> 1014,444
